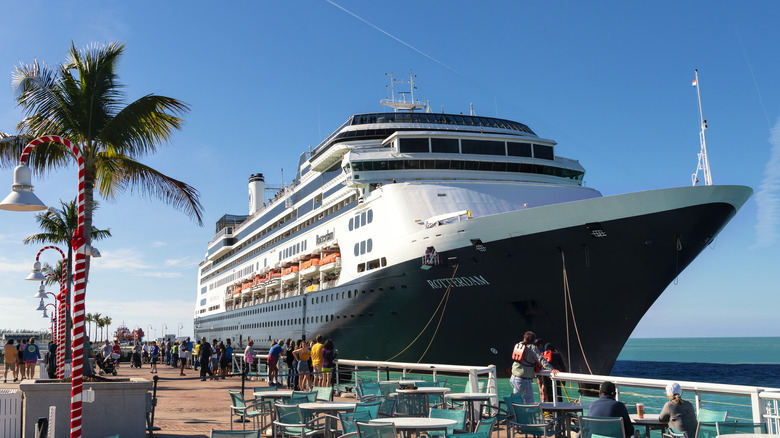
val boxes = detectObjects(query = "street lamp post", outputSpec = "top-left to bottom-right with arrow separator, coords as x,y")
34,283 -> 68,378
27,246 -> 69,379
0,135 -> 89,438
178,322 -> 183,338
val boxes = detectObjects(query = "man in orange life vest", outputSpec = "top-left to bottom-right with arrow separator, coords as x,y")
510,331 -> 559,403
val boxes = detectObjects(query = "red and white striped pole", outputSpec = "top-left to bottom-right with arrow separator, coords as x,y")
19,136 -> 87,438
34,246 -> 68,379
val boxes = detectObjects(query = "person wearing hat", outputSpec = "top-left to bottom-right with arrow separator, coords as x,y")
588,381 -> 635,438
660,382 -> 697,436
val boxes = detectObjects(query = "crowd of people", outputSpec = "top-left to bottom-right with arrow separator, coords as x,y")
3,337 -> 41,382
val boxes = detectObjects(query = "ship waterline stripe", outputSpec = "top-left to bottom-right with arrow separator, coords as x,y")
427,275 -> 489,289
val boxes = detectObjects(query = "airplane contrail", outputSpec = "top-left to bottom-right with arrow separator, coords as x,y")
753,115 -> 780,248
325,0 -> 457,74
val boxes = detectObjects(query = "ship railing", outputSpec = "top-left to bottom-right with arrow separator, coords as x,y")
334,359 -> 498,405
546,371 -> 780,430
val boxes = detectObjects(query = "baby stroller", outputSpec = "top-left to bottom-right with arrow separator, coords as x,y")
131,351 -> 142,368
96,353 -> 118,376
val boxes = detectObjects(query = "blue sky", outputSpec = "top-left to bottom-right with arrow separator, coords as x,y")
0,1 -> 778,342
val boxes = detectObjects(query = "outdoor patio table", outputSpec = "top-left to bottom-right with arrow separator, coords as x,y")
369,416 -> 457,438
299,402 -> 357,438
443,392 -> 497,431
629,413 -> 668,438
540,402 -> 583,437
395,387 -> 451,407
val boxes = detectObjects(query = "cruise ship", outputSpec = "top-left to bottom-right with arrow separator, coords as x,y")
194,78 -> 752,375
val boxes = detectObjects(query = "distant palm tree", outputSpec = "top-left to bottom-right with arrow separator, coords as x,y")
102,316 -> 112,341
85,313 -> 93,341
1,41 -> 203,287
92,312 -> 102,341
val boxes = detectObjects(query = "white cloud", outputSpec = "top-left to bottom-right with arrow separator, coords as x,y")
151,241 -> 168,248
753,116 -> 780,248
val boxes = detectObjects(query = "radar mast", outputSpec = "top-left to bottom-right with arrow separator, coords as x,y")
381,71 -> 427,112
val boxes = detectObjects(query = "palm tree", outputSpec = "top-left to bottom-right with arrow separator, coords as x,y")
102,316 -> 112,341
1,41 -> 203,286
85,313 -> 93,341
92,312 -> 102,341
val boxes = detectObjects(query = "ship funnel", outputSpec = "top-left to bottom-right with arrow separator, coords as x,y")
249,173 -> 265,215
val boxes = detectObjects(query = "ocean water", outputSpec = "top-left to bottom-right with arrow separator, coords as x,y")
351,337 -> 780,427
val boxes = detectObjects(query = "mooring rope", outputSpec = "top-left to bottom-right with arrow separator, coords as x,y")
385,263 -> 459,362
561,250 -> 593,374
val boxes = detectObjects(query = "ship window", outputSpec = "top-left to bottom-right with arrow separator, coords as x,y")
431,138 -> 459,153
399,138 -> 430,153
360,241 -> 366,254
367,209 -> 373,223
507,142 -> 532,157
381,257 -> 387,267
354,243 -> 359,257
405,160 -> 420,169
354,215 -> 360,229
342,291 -> 345,299
367,239 -> 373,252
357,263 -> 365,273
462,139 -> 506,156
533,144 -> 554,160
361,212 -> 366,225
348,290 -> 352,298
367,259 -> 381,270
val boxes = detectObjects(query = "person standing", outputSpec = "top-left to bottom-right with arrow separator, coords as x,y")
660,382 -> 697,437
268,340 -> 283,386
23,338 -> 41,379
142,341 -> 149,364
588,382 -> 635,438
222,339 -> 233,376
149,340 -> 160,374
112,340 -> 122,368
310,335 -> 324,387
185,337 -> 193,369
193,340 -> 200,371
285,339 -> 296,389
293,340 -> 311,390
244,340 -> 255,375
46,340 -> 57,379
171,342 -> 179,368
199,338 -> 214,381
3,339 -> 17,383
210,339 -> 219,379
541,343 -> 566,402
17,338 -> 27,381
509,331 -> 558,403
178,342 -> 187,376
321,339 -> 336,388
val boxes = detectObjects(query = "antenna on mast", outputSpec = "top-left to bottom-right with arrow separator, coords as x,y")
691,69 -> 713,186
381,71 -> 427,112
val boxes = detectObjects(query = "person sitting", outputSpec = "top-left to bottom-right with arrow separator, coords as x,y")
588,381 -> 635,438
659,382 -> 697,437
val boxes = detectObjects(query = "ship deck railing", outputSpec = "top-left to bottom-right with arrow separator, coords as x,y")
544,370 -> 780,432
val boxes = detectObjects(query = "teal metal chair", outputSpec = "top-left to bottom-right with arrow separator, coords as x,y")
429,408 -> 467,436
293,390 -> 318,402
358,382 -> 382,401
510,404 -> 564,438
376,396 -> 396,418
395,393 -> 429,417
229,390 -> 268,431
283,396 -> 312,405
211,431 -> 262,438
578,416 -> 626,438
273,403 -> 325,438
578,396 -> 600,416
716,422 -> 767,435
698,409 -> 728,422
255,386 -> 280,393
354,401 -> 381,419
694,422 -> 719,438
315,386 -> 334,401
663,428 -> 688,438
356,421 -> 397,438
378,381 -> 399,396
445,433 -> 490,438
339,411 -> 374,434
475,416 -> 497,434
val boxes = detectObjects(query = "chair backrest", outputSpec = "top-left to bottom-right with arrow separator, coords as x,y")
356,421 -> 397,438
355,401 -> 381,419
377,396 -> 396,417
475,417 -> 497,434
314,386 -> 334,401
254,386 -> 279,393
282,396 -> 311,406
695,422 -> 719,438
275,403 -> 303,425
395,394 -> 429,417
664,428 -> 688,438
511,404 -> 545,426
211,431 -> 262,438
698,409 -> 728,422
430,408 -> 467,434
578,396 -> 600,416
358,382 -> 382,401
715,422 -> 767,435
378,381 -> 399,396
578,416 -> 627,438
339,411 -> 373,434
229,390 -> 246,408
293,390 -> 318,402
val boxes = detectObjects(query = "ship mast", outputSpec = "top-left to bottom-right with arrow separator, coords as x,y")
691,69 -> 713,186
381,71 -> 427,112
